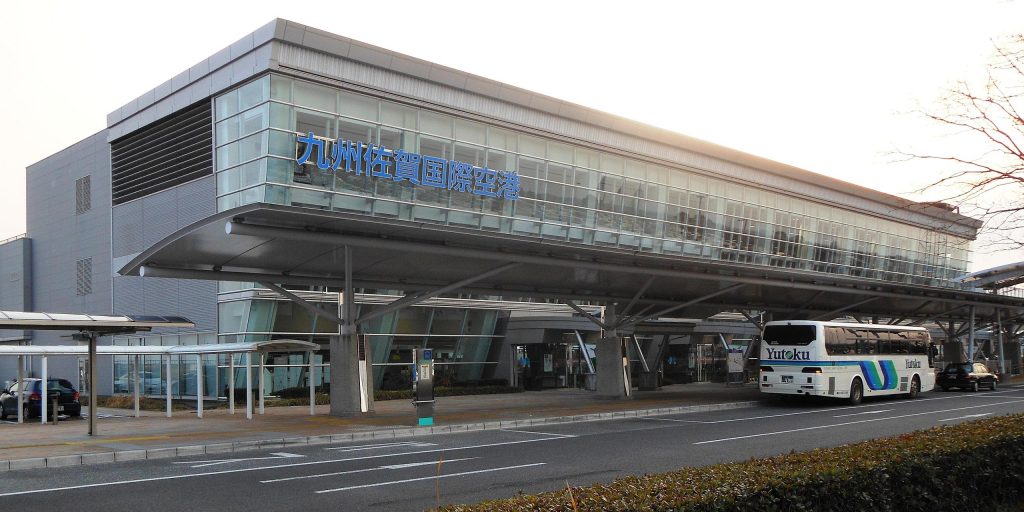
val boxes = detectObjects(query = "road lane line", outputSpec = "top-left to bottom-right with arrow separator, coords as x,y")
641,391 -> 1023,427
640,418 -> 709,424
833,409 -> 892,418
174,452 -> 304,468
693,399 -> 1024,445
315,463 -> 547,493
0,436 -> 570,498
938,413 -> 992,422
499,429 -> 577,438
260,457 -> 477,483
324,441 -> 435,452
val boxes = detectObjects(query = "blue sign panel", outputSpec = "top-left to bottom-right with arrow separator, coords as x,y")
422,348 -> 433,361
296,133 -> 520,200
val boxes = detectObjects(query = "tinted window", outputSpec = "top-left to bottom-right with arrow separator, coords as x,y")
825,327 -> 854,355
945,364 -> 971,373
763,325 -> 816,346
47,380 -> 76,392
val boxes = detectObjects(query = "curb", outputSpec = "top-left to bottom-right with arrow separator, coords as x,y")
0,399 -> 760,472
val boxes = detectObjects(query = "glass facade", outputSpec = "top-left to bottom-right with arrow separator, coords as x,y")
217,293 -> 508,391
206,72 -> 980,394
213,73 -> 972,289
111,333 -> 219,397
110,332 -> 328,399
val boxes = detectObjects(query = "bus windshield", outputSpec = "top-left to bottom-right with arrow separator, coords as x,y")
763,325 -> 815,346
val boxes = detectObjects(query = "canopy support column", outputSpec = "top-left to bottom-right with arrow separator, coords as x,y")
258,352 -> 265,415
196,354 -> 203,419
331,245 -> 373,416
596,303 -> 630,399
228,354 -> 235,415
968,306 -> 977,361
165,355 -> 172,418
308,350 -> 316,416
133,354 -> 140,418
245,352 -> 253,420
41,355 -> 47,425
87,331 -> 97,436
997,309 -> 1006,374
16,355 -> 23,424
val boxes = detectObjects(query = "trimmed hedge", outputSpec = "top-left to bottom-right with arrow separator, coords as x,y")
439,413 -> 1024,512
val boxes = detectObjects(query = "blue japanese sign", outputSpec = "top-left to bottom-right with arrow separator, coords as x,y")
295,132 -> 520,200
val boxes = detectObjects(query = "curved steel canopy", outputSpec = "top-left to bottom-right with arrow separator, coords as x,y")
119,203 -> 1024,324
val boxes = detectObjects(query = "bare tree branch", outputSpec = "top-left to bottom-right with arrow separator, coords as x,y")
898,34 -> 1024,252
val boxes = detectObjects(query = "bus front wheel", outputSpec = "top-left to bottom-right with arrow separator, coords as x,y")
849,379 -> 863,405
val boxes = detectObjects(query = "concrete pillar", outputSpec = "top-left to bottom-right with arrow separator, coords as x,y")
968,306 -> 976,362
637,334 -> 668,391
361,335 -> 374,413
330,333 -> 364,416
997,309 -> 1006,374
330,245 -> 374,416
596,304 -> 630,399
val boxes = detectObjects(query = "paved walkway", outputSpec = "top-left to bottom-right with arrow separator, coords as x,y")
0,383 -> 763,470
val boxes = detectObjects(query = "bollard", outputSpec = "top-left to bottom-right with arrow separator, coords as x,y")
51,396 -> 58,424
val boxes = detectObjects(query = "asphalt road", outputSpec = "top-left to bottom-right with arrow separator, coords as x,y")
3,386 -> 1024,511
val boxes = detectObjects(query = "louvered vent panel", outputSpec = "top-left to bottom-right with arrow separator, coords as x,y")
111,102 -> 213,205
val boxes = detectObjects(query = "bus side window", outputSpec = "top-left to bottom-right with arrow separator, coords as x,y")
877,332 -> 892,355
825,327 -> 842,354
893,332 -> 910,354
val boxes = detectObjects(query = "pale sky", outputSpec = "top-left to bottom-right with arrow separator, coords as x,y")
2,0 -> 1022,271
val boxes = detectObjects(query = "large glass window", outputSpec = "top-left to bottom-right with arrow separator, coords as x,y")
211,73 -> 973,289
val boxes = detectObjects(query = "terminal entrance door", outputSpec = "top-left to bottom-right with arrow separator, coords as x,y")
512,342 -> 573,389
694,343 -> 715,382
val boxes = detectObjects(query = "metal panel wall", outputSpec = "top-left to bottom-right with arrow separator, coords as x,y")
112,176 -> 218,333
25,131 -> 113,382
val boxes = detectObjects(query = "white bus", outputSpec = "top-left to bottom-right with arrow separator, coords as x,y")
759,320 -> 934,404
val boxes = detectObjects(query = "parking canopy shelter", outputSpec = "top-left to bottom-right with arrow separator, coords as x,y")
0,338 -> 319,430
0,311 -> 194,434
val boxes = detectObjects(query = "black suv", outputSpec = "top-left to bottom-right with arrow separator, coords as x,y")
0,378 -> 82,419
937,362 -> 999,392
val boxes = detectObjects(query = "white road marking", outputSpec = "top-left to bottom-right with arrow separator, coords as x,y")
173,452 -> 304,468
499,429 -> 577,438
640,404 -> 888,425
938,413 -> 991,422
833,409 -> 892,418
324,441 -> 435,452
640,417 -> 709,424
693,399 -> 1024,445
315,463 -> 547,494
260,457 -> 477,483
641,390 -> 1024,427
0,436 -> 569,497
382,458 -> 474,470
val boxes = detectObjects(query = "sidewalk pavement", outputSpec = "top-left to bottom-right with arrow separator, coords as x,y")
0,383 -> 763,471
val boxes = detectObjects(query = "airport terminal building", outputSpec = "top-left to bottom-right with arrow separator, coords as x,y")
2,19 -> 1020,405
